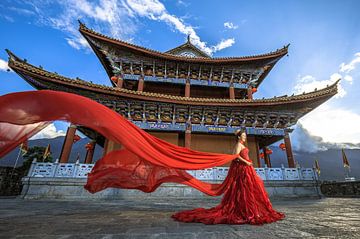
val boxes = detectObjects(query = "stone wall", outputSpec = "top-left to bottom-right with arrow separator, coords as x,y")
321,181 -> 360,197
21,177 -> 322,200
0,167 -> 27,196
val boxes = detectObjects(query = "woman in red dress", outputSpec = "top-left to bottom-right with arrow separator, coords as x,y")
172,129 -> 285,225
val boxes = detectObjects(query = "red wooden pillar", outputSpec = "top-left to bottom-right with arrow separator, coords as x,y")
254,140 -> 260,167
85,141 -> 96,164
284,131 -> 295,168
229,86 -> 235,99
185,82 -> 190,97
137,77 -> 144,91
117,76 -> 124,88
247,87 -> 253,100
185,124 -> 191,149
103,138 -> 109,157
59,124 -> 77,163
263,147 -> 271,168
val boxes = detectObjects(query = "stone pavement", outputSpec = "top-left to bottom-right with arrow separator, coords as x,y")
0,197 -> 359,239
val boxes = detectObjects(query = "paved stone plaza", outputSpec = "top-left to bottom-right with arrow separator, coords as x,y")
0,197 -> 359,238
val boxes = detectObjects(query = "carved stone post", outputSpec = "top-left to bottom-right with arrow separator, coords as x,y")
59,124 -> 77,163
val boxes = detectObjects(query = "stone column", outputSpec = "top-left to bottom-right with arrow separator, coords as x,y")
185,82 -> 190,97
247,87 -> 253,100
229,86 -> 235,99
263,146 -> 271,168
59,124 -> 77,163
284,131 -> 295,168
137,77 -> 144,92
84,141 -> 96,164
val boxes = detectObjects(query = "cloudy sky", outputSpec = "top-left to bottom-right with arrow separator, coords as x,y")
0,0 -> 359,151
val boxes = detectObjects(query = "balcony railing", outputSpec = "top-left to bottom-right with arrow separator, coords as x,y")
27,159 -> 318,181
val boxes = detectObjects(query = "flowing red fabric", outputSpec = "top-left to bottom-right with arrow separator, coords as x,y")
172,148 -> 285,224
0,90 -> 236,195
0,90 -> 285,224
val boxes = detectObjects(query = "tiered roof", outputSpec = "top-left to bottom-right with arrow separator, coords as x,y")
7,50 -> 338,109
79,22 -> 289,88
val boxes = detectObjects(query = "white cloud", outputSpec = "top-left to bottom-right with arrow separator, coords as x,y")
211,38 -> 235,52
294,73 -> 344,98
299,104 -> 360,145
339,52 -> 360,73
292,51 -> 360,149
124,0 -> 235,55
12,0 -> 235,54
18,0 -> 137,50
224,22 -> 238,29
294,51 -> 360,98
0,58 -> 11,72
30,123 -> 66,140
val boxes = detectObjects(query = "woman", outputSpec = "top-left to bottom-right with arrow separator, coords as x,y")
171,129 -> 285,225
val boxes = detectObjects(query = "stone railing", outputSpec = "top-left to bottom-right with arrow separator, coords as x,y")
27,159 -> 318,181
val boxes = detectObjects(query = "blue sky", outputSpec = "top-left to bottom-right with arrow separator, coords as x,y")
0,0 -> 359,150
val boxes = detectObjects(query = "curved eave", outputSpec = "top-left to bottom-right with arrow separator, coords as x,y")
79,23 -> 289,64
7,53 -> 338,110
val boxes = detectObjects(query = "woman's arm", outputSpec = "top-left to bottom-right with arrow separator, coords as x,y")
237,155 -> 253,166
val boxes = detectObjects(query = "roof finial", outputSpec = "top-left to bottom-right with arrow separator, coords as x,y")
187,34 -> 191,43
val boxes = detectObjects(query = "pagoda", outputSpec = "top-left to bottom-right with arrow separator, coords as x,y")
6,22 -> 339,168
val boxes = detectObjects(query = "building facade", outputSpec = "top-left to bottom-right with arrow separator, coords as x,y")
7,22 -> 339,168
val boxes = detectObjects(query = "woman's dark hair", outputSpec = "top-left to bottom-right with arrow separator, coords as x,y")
234,127 -> 246,139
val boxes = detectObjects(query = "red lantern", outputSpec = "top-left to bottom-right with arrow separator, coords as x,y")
279,143 -> 286,151
73,134 -> 81,143
110,76 -> 118,83
85,143 -> 94,151
251,87 -> 257,93
259,152 -> 264,159
265,148 -> 273,155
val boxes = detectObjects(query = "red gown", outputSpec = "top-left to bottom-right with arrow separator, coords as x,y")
171,147 -> 285,225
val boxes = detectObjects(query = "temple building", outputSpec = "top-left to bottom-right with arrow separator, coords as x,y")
6,22 -> 339,169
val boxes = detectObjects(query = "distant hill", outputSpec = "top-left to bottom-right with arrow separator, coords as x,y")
1,137 -> 358,181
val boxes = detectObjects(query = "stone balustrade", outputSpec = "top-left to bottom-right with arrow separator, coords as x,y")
28,159 -> 317,181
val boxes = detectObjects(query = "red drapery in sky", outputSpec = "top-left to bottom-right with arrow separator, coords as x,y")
0,90 -> 238,195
